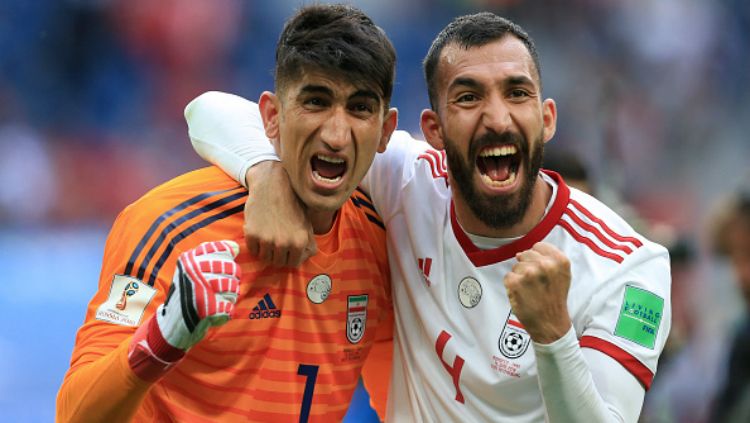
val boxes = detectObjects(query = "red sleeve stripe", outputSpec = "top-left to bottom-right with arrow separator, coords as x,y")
580,335 -> 654,390
424,149 -> 447,172
569,199 -> 643,248
417,153 -> 439,178
431,149 -> 448,173
563,208 -> 634,254
418,150 -> 447,180
558,220 -> 625,263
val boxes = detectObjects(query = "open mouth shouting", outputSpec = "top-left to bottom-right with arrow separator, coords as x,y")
311,153 -> 348,189
476,144 -> 521,190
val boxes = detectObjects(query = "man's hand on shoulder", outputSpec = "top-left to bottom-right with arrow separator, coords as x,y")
244,161 -> 317,267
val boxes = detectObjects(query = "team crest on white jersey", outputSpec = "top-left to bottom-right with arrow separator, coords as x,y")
346,295 -> 368,343
499,312 -> 531,358
307,274 -> 332,304
458,277 -> 482,308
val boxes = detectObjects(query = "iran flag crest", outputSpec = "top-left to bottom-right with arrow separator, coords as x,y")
499,312 -> 531,359
346,295 -> 368,344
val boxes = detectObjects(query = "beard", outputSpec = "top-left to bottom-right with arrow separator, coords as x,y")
444,130 -> 544,230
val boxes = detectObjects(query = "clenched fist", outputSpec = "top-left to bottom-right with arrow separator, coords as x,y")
504,242 -> 572,344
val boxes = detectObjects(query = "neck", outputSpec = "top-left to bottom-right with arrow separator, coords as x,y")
308,209 -> 338,235
453,175 -> 552,238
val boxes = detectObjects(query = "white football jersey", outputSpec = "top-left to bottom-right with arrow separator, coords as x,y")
361,131 -> 672,422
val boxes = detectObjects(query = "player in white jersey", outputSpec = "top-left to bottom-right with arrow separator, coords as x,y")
184,13 -> 671,422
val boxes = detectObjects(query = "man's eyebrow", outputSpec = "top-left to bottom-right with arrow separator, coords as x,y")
506,75 -> 534,86
448,77 -> 482,92
299,85 -> 334,96
350,89 -> 381,103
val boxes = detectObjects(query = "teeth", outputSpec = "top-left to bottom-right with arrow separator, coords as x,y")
313,171 -> 342,183
480,171 -> 517,187
479,145 -> 517,157
316,154 -> 344,164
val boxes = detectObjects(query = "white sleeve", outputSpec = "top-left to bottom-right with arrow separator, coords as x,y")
582,244 -> 672,379
534,327 -> 644,423
184,91 -> 279,188
360,130 -> 431,221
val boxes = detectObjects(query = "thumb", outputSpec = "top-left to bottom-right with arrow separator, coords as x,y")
223,240 -> 241,258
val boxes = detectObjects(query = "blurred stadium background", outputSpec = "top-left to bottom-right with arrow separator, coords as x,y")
1,0 -> 749,421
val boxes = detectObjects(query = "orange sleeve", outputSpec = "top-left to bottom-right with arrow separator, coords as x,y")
57,168 -> 245,422
56,204 -> 168,422
56,341 -> 152,423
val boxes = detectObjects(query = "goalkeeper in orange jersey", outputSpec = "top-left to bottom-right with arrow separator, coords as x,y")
56,4 -> 398,422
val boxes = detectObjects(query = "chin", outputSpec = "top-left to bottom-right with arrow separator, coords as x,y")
305,193 -> 347,213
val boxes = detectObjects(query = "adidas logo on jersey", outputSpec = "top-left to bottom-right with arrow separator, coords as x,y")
249,293 -> 282,319
418,257 -> 433,286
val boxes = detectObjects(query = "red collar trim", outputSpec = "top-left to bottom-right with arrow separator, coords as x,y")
450,170 -> 570,267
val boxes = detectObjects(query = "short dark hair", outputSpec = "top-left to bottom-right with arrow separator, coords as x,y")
275,4 -> 396,108
423,13 -> 540,110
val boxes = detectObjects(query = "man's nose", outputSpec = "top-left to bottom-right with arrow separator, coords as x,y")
319,107 -> 352,151
482,94 -> 513,134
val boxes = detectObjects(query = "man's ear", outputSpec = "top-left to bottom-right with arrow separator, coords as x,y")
258,91 -> 281,140
377,107 -> 399,153
542,98 -> 557,144
420,108 -> 444,150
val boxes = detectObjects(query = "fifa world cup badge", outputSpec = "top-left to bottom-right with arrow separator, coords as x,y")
116,281 -> 140,310
499,312 -> 531,359
96,275 -> 156,326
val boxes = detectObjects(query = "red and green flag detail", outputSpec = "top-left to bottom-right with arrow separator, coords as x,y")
347,295 -> 368,344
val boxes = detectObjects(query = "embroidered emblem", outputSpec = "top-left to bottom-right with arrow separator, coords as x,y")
457,277 -> 482,308
96,275 -> 156,326
499,312 -> 531,358
615,285 -> 664,349
307,274 -> 332,304
346,295 -> 368,343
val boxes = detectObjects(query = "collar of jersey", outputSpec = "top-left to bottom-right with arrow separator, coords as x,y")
450,169 -> 570,267
307,208 -> 343,270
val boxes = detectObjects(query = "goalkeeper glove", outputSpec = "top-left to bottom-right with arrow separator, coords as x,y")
127,240 -> 241,382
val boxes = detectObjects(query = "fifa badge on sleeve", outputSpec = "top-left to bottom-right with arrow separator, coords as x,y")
615,285 -> 664,349
95,275 -> 156,326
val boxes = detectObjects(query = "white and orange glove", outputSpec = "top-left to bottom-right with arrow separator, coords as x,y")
128,240 -> 241,381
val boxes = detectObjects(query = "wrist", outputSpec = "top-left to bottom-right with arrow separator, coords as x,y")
127,315 -> 185,382
528,318 -> 573,345
146,314 -> 187,358
244,160 -> 283,190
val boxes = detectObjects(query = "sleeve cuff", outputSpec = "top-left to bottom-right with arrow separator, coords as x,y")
127,316 -> 185,382
237,154 -> 281,188
532,325 -> 577,355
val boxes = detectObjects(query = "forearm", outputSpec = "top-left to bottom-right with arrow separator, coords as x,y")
185,91 -> 278,187
534,327 -> 640,423
243,160 -> 291,196
56,341 -> 152,423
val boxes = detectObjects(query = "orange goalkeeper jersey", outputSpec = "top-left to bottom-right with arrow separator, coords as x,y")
57,167 -> 393,423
